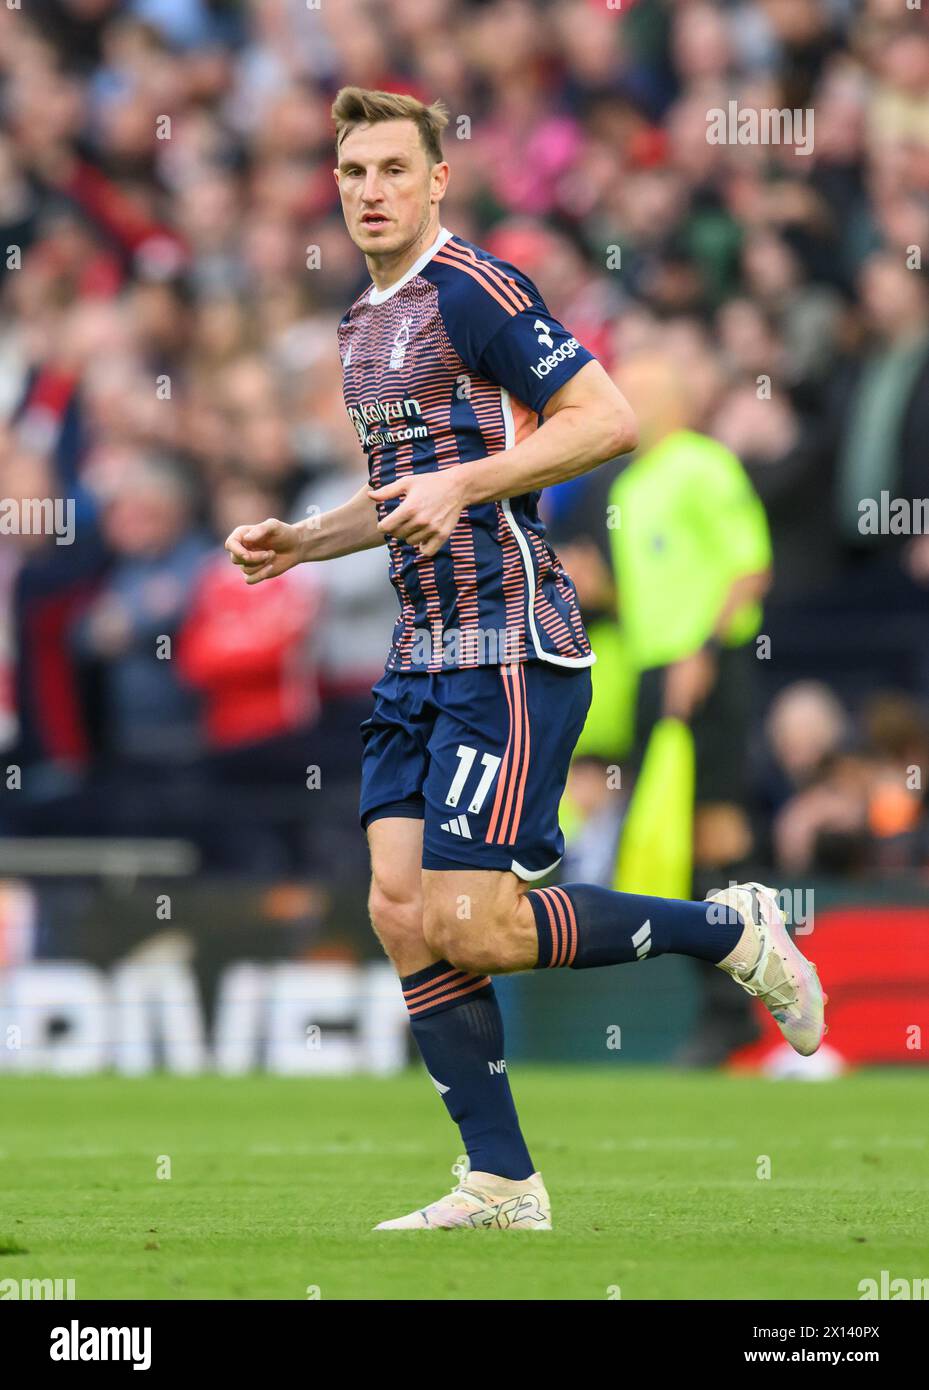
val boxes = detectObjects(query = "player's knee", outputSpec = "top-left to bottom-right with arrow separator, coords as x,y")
422,901 -> 495,976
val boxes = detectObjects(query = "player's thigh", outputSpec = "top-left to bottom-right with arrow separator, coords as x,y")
421,661 -> 593,880
421,865 -> 533,973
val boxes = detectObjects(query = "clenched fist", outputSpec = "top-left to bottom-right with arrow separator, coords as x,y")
224,518 -> 303,585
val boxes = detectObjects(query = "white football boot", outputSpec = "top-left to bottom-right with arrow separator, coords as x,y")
706,881 -> 827,1057
373,1169 -> 551,1231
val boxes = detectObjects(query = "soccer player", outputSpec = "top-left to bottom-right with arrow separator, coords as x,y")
225,88 -> 826,1231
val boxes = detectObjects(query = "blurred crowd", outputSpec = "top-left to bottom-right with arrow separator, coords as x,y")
1,0 -> 929,879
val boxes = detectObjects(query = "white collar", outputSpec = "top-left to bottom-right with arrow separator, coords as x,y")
368,226 -> 453,304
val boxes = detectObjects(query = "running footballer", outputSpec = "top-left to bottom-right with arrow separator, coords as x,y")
225,88 -> 826,1231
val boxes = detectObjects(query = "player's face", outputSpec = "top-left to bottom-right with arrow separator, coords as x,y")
334,119 -> 447,260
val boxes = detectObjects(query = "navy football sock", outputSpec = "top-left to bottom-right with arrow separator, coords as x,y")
528,883 -> 744,969
401,960 -> 534,1181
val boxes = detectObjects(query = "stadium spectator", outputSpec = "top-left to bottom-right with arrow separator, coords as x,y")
571,349 -> 774,1063
175,475 -> 325,870
1,0 -> 927,993
177,476 -> 322,754
70,451 -> 209,832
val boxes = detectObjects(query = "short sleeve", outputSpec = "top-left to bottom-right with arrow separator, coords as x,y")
437,253 -> 596,414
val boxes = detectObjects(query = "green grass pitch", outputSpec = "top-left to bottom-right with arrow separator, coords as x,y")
1,1069 -> 925,1300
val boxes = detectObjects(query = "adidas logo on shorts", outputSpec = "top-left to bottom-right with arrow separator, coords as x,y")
440,815 -> 472,838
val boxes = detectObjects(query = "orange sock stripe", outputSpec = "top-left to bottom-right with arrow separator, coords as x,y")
549,886 -> 578,966
403,967 -> 467,1003
406,975 -> 492,1016
546,887 -> 571,967
533,888 -> 562,967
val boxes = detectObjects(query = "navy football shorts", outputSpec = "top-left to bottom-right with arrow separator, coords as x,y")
359,661 -> 593,879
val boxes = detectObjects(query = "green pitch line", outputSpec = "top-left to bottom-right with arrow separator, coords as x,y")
1,1069 -> 926,1301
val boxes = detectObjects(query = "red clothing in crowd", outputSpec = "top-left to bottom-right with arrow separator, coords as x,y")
177,555 -> 322,749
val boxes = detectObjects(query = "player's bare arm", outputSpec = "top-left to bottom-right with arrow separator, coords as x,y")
224,483 -> 385,585
368,360 -> 638,557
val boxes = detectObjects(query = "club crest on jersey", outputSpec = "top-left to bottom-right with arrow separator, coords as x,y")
389,317 -> 411,369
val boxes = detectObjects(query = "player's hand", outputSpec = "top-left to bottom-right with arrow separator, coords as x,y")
368,471 -> 467,557
224,518 -> 302,584
662,646 -> 718,721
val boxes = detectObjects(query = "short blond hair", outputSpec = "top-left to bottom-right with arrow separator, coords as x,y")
332,87 -> 449,165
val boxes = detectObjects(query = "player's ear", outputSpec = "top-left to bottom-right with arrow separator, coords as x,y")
431,161 -> 449,201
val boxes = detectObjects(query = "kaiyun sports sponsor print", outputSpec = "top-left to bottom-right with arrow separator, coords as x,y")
347,395 -> 429,449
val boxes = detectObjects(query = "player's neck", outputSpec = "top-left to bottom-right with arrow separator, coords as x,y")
366,219 -> 445,292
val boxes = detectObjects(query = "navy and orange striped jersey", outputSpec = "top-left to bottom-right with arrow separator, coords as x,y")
337,227 -> 597,673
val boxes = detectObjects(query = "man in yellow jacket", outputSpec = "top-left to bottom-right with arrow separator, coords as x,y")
559,350 -> 774,1064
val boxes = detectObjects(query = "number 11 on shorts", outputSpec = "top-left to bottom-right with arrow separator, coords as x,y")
445,744 -> 502,812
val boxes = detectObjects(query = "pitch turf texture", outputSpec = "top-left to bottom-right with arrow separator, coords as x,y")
1,1069 -> 925,1301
